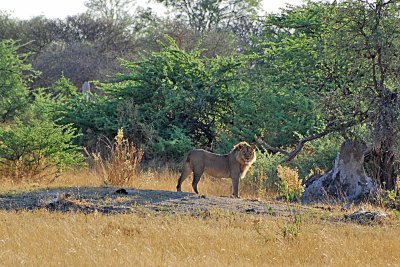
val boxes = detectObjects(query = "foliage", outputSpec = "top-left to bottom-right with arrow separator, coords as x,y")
0,42 -> 85,183
155,0 -> 261,33
0,118 -> 84,182
50,73 -> 77,99
0,40 -> 36,122
276,165 -> 304,202
151,126 -> 193,161
244,150 -> 283,192
252,1 -> 400,190
102,37 -> 244,154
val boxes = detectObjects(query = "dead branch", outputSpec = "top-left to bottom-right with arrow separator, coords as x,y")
281,130 -> 331,163
255,139 -> 290,156
257,119 -> 364,163
256,130 -> 330,163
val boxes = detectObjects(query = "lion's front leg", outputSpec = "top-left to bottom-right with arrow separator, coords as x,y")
231,175 -> 240,198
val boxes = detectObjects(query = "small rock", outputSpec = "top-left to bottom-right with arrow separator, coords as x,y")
345,209 -> 387,225
341,203 -> 352,211
115,188 -> 128,195
245,208 -> 256,213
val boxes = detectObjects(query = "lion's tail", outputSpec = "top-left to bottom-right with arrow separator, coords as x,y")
177,152 -> 192,192
182,151 -> 192,164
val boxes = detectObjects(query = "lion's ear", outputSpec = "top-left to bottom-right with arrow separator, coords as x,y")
251,144 -> 256,150
235,143 -> 243,150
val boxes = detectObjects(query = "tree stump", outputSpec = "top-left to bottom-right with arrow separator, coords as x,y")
301,141 -> 377,204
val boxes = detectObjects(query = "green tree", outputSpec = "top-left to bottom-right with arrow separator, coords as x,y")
0,118 -> 84,181
319,0 -> 400,190
101,37 -> 243,154
51,73 -> 77,99
155,0 -> 261,34
0,40 -> 36,122
255,0 -> 400,190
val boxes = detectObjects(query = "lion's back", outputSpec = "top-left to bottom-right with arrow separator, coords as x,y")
186,149 -> 230,177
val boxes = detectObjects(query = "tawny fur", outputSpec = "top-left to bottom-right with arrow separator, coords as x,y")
176,142 -> 256,198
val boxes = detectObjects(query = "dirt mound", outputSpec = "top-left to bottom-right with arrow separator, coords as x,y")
0,186 -> 300,216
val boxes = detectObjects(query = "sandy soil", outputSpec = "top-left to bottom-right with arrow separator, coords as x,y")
0,186 -> 305,216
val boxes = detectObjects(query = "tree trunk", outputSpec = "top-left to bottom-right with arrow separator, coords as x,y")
370,93 -> 399,191
301,141 -> 377,204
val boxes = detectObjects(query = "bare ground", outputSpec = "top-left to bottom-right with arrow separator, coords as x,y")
0,186 -> 306,217
0,186 -> 391,226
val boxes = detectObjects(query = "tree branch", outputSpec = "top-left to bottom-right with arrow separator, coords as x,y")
281,130 -> 331,163
255,139 -> 289,156
257,120 -> 363,163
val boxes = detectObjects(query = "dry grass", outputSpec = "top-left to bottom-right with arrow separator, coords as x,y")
87,128 -> 143,186
0,168 -> 399,266
0,209 -> 399,267
0,168 -> 268,200
134,168 -> 271,199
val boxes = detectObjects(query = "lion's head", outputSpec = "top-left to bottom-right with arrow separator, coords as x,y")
232,142 -> 256,165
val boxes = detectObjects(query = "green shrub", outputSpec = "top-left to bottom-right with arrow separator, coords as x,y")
151,126 -> 193,161
292,134 -> 342,179
244,150 -> 283,193
0,40 -> 36,122
102,37 -> 243,152
0,118 -> 84,182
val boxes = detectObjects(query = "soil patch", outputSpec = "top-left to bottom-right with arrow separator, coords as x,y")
0,186 -> 303,216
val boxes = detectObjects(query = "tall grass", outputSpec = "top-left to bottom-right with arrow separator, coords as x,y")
87,128 -> 143,186
0,209 -> 398,266
277,165 -> 305,202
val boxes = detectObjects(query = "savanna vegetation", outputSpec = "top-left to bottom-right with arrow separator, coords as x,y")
1,0 -> 399,196
1,0 -> 400,265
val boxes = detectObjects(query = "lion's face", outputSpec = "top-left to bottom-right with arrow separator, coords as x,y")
235,142 -> 256,165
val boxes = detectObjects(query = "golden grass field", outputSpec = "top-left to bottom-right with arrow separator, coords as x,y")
0,169 -> 399,267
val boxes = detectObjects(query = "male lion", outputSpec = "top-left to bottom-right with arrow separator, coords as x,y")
176,142 -> 256,198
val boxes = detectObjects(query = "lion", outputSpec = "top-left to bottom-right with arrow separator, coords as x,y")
176,142 -> 256,198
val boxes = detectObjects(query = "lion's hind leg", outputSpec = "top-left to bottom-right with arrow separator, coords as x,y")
192,167 -> 204,194
177,163 -> 191,192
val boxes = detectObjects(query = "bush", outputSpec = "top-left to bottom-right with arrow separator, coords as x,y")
276,165 -> 304,202
151,126 -> 193,161
102,37 -> 243,151
88,128 -> 143,186
0,118 -> 84,182
244,150 -> 283,195
292,134 -> 342,179
0,40 -> 36,122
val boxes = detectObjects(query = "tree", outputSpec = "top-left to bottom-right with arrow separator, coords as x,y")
99,37 -> 243,155
85,0 -> 136,22
50,73 -> 78,99
315,0 -> 400,190
32,40 -> 121,88
257,0 -> 400,191
0,40 -> 36,122
154,0 -> 261,34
